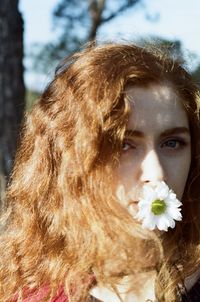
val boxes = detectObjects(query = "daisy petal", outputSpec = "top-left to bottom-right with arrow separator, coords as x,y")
136,181 -> 182,231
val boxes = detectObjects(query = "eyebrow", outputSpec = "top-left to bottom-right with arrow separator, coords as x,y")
124,127 -> 190,138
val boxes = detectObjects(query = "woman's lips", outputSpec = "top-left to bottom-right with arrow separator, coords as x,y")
128,200 -> 139,206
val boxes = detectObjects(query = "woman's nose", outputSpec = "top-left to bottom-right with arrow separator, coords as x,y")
140,149 -> 165,183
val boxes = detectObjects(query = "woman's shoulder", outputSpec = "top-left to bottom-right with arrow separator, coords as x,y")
21,287 -> 100,302
50,288 -> 68,302
11,287 -> 68,302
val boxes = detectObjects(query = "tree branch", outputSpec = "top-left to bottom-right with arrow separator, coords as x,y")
102,0 -> 140,23
88,0 -> 105,40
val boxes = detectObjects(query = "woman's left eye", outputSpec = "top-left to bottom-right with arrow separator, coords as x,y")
122,140 -> 136,151
161,138 -> 186,149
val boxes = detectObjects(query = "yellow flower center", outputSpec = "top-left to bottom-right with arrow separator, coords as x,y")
151,199 -> 166,215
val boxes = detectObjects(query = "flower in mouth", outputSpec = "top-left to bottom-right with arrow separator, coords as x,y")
136,181 -> 182,231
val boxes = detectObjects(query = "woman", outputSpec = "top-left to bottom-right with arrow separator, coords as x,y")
0,42 -> 200,302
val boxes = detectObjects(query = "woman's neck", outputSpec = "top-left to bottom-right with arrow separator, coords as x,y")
90,271 -> 156,302
90,268 -> 200,302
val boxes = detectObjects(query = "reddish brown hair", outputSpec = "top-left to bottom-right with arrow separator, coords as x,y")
0,42 -> 200,302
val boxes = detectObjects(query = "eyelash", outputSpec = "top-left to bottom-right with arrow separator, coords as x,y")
122,139 -> 136,151
160,138 -> 187,150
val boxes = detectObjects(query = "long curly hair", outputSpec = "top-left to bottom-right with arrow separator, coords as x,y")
1,42 -> 200,302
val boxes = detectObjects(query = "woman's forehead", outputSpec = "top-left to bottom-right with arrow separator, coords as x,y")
125,83 -> 189,133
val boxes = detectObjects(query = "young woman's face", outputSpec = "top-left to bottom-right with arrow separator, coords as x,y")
116,83 -> 191,213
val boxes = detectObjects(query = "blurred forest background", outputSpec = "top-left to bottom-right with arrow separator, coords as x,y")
1,0 -> 200,202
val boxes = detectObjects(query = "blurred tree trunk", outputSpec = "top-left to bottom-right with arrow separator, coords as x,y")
0,0 -> 25,201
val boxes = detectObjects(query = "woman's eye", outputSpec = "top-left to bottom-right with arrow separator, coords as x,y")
122,140 -> 136,151
161,139 -> 186,149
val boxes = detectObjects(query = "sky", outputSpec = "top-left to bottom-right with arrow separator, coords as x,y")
19,0 -> 200,91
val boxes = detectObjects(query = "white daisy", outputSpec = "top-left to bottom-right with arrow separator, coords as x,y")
136,181 -> 182,231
